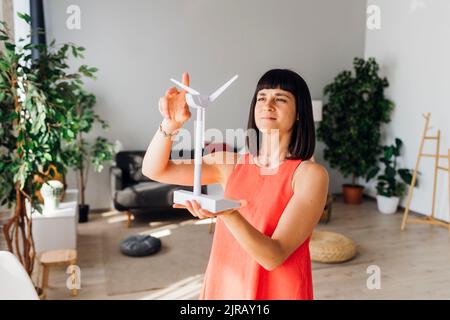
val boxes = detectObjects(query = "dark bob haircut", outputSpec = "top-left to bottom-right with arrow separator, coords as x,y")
246,69 -> 315,161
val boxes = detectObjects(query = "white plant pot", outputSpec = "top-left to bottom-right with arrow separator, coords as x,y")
42,196 -> 60,211
40,180 -> 64,214
376,195 -> 400,214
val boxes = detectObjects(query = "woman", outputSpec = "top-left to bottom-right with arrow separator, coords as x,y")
142,69 -> 329,300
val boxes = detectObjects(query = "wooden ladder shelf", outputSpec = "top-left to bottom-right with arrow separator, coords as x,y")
400,113 -> 450,234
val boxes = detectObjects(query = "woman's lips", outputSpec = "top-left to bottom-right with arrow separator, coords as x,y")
261,115 -> 277,120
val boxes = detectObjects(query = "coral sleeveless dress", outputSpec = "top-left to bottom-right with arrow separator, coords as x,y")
199,152 -> 313,300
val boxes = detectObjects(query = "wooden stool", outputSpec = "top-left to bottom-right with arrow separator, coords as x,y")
39,249 -> 78,299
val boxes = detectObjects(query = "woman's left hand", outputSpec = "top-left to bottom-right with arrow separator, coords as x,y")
173,199 -> 247,219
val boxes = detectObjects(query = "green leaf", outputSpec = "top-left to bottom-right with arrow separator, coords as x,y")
0,60 -> 9,71
4,42 -> 15,51
398,168 -> 414,185
17,12 -> 31,23
384,147 -> 394,160
71,46 -> 78,58
395,138 -> 402,150
366,167 -> 379,182
43,153 -> 52,161
385,166 -> 396,179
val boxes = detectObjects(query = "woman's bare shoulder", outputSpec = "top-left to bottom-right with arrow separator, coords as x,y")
291,161 -> 328,191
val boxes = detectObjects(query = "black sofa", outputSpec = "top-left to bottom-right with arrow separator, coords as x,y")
110,150 -> 207,227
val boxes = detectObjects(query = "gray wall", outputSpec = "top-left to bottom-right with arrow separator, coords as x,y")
364,0 -> 450,221
41,0 -> 367,209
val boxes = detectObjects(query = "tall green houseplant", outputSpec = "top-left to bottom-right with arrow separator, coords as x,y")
34,35 -> 115,223
0,13 -> 113,274
63,89 -> 115,223
317,57 -> 394,204
0,17 -> 68,274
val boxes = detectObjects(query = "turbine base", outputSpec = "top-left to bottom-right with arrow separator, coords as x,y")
173,190 -> 241,213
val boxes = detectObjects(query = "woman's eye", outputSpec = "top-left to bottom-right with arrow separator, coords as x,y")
257,97 -> 286,103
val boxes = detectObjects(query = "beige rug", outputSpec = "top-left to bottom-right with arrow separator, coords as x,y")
101,218 -> 214,297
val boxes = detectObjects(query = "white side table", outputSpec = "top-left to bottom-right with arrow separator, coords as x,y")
27,189 -> 79,255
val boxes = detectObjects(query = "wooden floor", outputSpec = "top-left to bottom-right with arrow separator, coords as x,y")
312,196 -> 450,299
37,195 -> 450,300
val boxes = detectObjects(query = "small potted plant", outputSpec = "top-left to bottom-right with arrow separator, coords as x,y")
40,180 -> 64,212
366,138 -> 416,214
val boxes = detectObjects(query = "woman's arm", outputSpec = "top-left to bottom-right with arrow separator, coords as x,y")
142,118 -> 220,186
143,129 -> 234,187
191,162 -> 329,271
141,72 -> 234,186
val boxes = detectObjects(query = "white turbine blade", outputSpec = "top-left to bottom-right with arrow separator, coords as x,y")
209,75 -> 238,102
169,78 -> 200,95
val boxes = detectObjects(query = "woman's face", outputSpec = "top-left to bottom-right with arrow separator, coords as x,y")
254,88 -> 297,133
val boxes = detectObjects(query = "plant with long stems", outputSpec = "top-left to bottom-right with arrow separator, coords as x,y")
0,13 -> 113,274
63,90 -> 115,207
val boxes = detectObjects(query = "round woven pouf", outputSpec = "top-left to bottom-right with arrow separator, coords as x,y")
309,231 -> 356,263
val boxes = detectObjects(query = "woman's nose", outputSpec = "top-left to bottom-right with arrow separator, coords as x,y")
263,98 -> 275,110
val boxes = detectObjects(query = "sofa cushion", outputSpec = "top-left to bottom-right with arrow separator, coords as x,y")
114,182 -> 191,209
116,151 -> 149,184
115,148 -> 212,185
126,154 -> 149,183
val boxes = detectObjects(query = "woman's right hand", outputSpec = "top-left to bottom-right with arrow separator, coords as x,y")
158,72 -> 192,133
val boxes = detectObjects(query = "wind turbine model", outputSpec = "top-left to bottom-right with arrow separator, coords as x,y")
170,75 -> 241,213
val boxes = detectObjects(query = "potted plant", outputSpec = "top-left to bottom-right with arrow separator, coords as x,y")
22,17 -> 116,223
366,138 -> 416,214
0,13 -> 112,277
317,57 -> 394,204
40,180 -> 64,212
62,90 -> 115,223
0,16 -> 69,274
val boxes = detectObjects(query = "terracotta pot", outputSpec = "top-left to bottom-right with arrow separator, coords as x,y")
342,184 -> 364,204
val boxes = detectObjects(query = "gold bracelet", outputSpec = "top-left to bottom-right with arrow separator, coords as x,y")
159,122 -> 179,137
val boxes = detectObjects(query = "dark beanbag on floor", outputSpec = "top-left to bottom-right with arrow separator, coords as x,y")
120,235 -> 161,257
